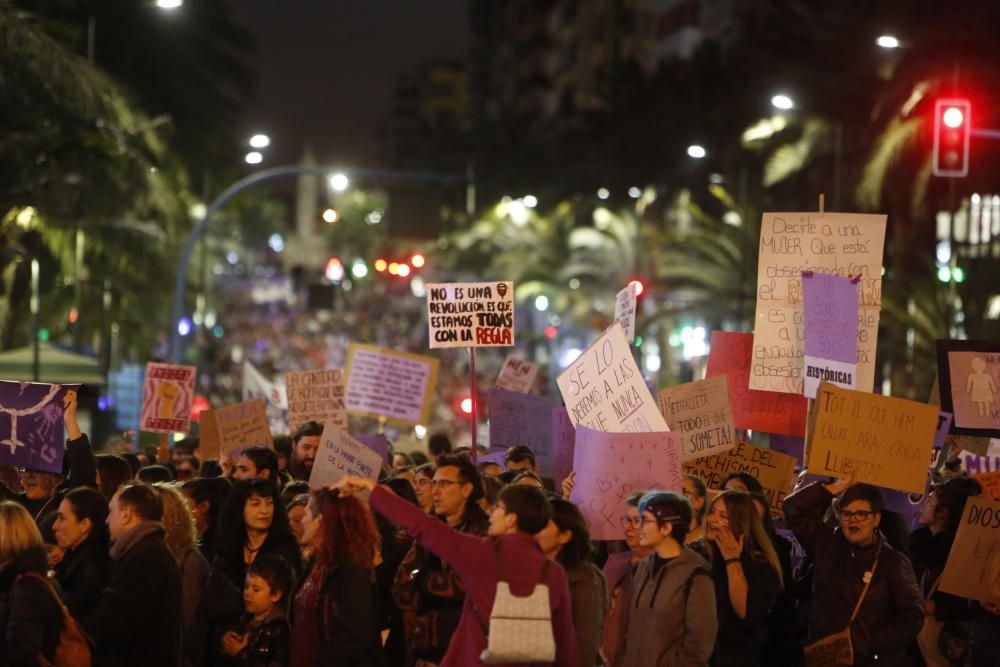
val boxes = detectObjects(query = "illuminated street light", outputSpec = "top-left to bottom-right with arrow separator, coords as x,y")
249,133 -> 270,149
397,263 -> 411,278
411,254 -> 425,268
628,187 -> 642,198
597,187 -> 610,200
876,35 -> 900,49
534,295 -> 549,311
329,173 -> 349,192
322,208 -> 339,223
244,151 -> 263,165
523,195 -> 538,208
771,94 -> 794,110
687,145 -> 707,159
351,260 -> 368,279
156,0 -> 183,9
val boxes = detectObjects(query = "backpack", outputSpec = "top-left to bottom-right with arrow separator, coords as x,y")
17,572 -> 92,667
479,540 -> 557,664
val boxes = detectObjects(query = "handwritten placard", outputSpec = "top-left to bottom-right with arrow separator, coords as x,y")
802,272 -> 860,398
557,322 -> 668,433
200,398 -> 274,461
658,376 -> 736,461
973,472 -> 1000,501
426,281 -> 514,348
308,423 -> 383,489
935,412 -> 954,449
939,496 -> 1000,602
243,363 -> 289,435
551,407 -> 575,487
344,344 -> 439,426
752,212 -> 886,395
285,369 -> 347,433
809,382 -> 938,493
683,441 -> 797,515
937,340 -> 1000,438
706,331 -> 806,437
495,355 -> 540,394
614,283 -> 638,343
0,382 -> 77,474
569,426 -> 683,540
141,363 -> 196,433
488,390 -> 558,475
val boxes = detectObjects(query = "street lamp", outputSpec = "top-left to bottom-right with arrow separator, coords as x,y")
329,173 -> 349,192
876,34 -> 900,49
771,94 -> 794,110
249,134 -> 270,149
687,145 -> 707,159
245,151 -> 263,165
156,0 -> 184,8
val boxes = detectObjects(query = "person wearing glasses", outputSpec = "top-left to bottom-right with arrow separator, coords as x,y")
783,474 -> 923,666
392,452 -> 489,667
412,463 -> 436,515
615,491 -> 717,667
600,490 -> 651,665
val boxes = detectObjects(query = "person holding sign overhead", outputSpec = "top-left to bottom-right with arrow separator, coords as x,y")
783,474 -> 923,666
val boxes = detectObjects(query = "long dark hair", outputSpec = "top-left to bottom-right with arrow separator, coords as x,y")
549,498 -> 594,570
95,454 -> 133,502
711,491 -> 783,587
62,487 -> 110,549
215,478 -> 294,566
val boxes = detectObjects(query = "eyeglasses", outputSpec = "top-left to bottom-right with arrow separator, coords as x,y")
431,479 -> 464,489
839,510 -> 875,522
415,478 -> 432,487
620,516 -> 641,529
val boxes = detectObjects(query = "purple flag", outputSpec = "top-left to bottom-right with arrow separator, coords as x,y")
802,272 -> 860,398
0,382 -> 78,474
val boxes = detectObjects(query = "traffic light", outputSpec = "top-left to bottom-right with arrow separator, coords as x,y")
933,99 -> 971,177
627,279 -> 645,298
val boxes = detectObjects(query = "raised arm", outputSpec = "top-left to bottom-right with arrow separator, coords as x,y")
782,475 -> 852,555
63,390 -> 96,489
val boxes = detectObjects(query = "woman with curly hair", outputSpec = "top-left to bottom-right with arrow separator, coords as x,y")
155,483 -> 210,643
291,488 -> 383,667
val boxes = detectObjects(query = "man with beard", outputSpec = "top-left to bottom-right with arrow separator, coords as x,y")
288,421 -> 322,481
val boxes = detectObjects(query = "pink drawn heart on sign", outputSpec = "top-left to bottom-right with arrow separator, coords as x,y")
597,479 -> 612,494
590,498 -> 606,514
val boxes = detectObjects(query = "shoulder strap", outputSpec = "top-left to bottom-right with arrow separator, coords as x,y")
848,545 -> 881,625
683,566 -> 710,603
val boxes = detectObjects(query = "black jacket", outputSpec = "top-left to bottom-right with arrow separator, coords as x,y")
908,525 -> 978,622
15,434 -> 97,541
54,533 -> 114,620
0,546 -> 62,667
784,483 -> 924,667
219,611 -> 290,667
82,523 -> 182,667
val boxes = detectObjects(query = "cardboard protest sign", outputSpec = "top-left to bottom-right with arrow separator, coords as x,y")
426,281 -> 514,348
614,283 -> 638,343
972,472 -> 1000,501
935,412 -> 954,449
706,331 -> 806,437
937,340 -> 1000,437
308,423 -> 383,489
570,426 -> 683,540
962,439 -> 1000,475
946,434 -> 991,457
355,434 -> 390,468
285,369 -> 347,433
488,389 -> 559,476
683,441 -> 797,515
809,382 -> 939,493
0,382 -> 78,473
802,272 -> 860,398
141,363 -> 196,433
551,407 -> 575,487
658,376 -> 737,461
939,496 -> 1000,602
345,344 -> 439,426
199,398 -> 274,461
557,322 -> 667,433
752,212 -> 886,395
242,363 -> 288,435
494,355 -> 540,394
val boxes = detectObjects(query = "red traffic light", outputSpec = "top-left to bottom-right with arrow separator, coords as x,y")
460,397 -> 473,414
933,98 -> 971,177
628,279 -> 645,297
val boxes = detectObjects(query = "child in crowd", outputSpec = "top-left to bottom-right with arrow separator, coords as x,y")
220,554 -> 294,667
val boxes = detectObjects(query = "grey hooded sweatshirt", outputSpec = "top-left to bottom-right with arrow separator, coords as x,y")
614,547 -> 718,667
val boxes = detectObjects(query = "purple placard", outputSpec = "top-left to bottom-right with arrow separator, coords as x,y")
0,382 -> 78,474
488,389 -> 559,476
355,434 -> 390,468
477,449 -> 508,467
802,272 -> 860,398
550,407 -> 575,486
934,412 -> 954,449
769,433 -> 805,466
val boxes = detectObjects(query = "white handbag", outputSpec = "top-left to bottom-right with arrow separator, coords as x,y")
479,540 -> 557,664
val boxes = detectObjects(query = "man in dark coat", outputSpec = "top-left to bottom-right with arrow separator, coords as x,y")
83,482 -> 182,667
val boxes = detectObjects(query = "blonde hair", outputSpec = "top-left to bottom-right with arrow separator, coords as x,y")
154,483 -> 199,565
0,501 -> 44,563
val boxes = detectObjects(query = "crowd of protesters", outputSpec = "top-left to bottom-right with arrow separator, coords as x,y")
1,389 -> 998,667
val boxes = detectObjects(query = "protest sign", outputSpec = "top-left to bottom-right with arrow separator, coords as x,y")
551,407 -> 575,486
199,398 -> 274,461
802,272 -> 860,398
937,340 -> 1000,437
426,281 -> 514,349
345,344 -> 439,425
355,434 -> 390,468
477,449 -> 508,467
0,382 -> 77,474
488,389 -> 558,476
973,472 -> 1000,501
946,434 -> 991,457
751,212 -> 886,395
308,423 -> 383,489
962,440 -> 1000,475
809,382 -> 938,493
683,441 -> 797,515
657,375 -> 737,461
569,426 -> 683,540
935,412 -> 954,449
494,355 -> 540,394
614,283 -> 638,343
770,433 -> 805,464
242,363 -> 288,435
557,322 -> 668,433
285,369 -> 347,433
939,496 -> 1000,602
140,363 -> 196,433
706,331 -> 806,437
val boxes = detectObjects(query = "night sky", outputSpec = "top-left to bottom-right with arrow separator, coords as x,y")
232,1 -> 468,168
